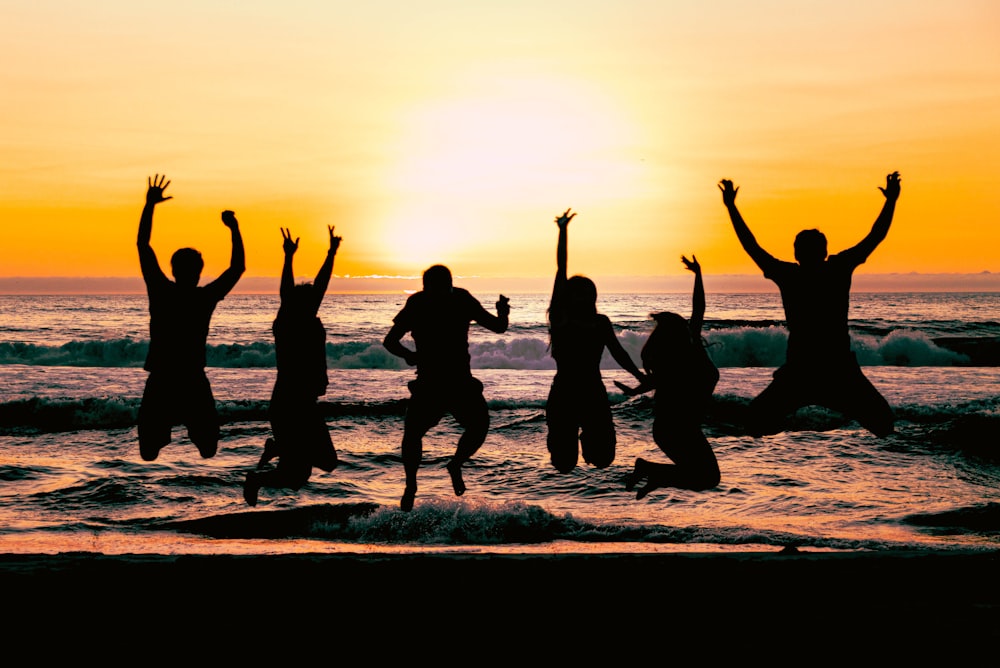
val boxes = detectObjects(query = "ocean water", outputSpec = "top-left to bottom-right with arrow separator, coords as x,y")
0,291 -> 998,556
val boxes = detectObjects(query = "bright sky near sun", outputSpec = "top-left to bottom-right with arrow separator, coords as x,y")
2,1 -> 999,290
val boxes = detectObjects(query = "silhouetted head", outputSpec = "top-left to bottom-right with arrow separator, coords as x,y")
652,311 -> 691,348
170,248 -> 204,287
422,264 -> 453,295
565,275 -> 598,316
282,282 -> 318,318
641,311 -> 692,372
793,229 -> 828,266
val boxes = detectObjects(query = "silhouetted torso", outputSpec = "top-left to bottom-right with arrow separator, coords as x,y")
646,327 -> 718,417
761,251 -> 865,366
140,250 -> 230,373
272,311 -> 328,398
549,314 -> 611,379
393,288 -> 485,380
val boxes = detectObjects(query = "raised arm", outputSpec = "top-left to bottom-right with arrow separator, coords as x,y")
279,227 -> 299,301
555,208 -> 574,280
681,254 -> 705,333
474,295 -> 510,334
549,208 -> 576,309
312,225 -> 341,302
718,179 -> 776,271
843,171 -> 901,263
137,174 -> 172,282
210,210 -> 246,296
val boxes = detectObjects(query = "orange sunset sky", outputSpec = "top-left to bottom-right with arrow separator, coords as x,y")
2,1 -> 999,293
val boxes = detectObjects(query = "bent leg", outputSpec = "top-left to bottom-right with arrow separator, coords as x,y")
655,430 -> 719,490
257,458 -> 312,491
579,386 -> 616,469
546,386 -> 580,473
137,374 -> 172,461
243,457 -> 312,507
257,437 -> 280,470
307,402 -> 338,473
184,373 -> 220,458
625,457 -> 652,492
264,389 -> 294,469
451,381 -> 490,463
448,380 -> 491,497
746,367 -> 805,437
400,391 -> 442,510
824,366 -> 895,438
638,416 -> 720,496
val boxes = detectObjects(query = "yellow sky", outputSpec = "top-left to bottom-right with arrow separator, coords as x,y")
2,1 -> 999,291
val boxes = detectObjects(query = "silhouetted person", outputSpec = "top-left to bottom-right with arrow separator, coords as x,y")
617,255 -> 720,498
243,226 -> 341,506
546,209 -> 647,473
383,264 -> 510,511
719,171 -> 901,437
136,174 -> 245,461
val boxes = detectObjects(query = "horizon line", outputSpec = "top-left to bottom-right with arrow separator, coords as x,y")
0,272 -> 998,295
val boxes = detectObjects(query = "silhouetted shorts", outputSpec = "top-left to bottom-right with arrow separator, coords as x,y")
546,375 -> 615,472
137,370 -> 219,459
402,376 -> 489,441
748,354 -> 895,437
268,388 -> 338,486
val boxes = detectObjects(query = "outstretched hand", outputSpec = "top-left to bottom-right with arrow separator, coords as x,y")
281,227 -> 299,255
146,174 -> 172,206
614,380 -> 640,396
496,294 -> 511,318
614,378 -> 654,397
554,208 -> 576,229
718,179 -> 738,207
681,254 -> 701,275
879,171 -> 901,202
328,225 -> 342,254
221,210 -> 239,229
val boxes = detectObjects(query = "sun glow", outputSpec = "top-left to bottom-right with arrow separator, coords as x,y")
373,72 -> 651,274
2,2 -> 999,288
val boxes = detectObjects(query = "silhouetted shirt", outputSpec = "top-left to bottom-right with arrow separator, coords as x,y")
759,250 -> 867,366
139,247 -> 235,374
273,311 -> 328,398
392,288 -> 493,380
648,334 -> 719,417
549,314 -> 614,380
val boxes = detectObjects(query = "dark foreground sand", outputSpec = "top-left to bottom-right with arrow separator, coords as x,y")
0,552 -> 1000,665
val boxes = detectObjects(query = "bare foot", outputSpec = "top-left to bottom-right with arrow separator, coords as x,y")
257,437 -> 278,470
447,460 -> 466,496
625,457 -> 649,492
636,477 -> 661,501
243,471 -> 260,507
400,484 -> 416,512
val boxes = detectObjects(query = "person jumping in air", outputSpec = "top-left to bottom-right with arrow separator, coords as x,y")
136,174 -> 245,462
718,171 -> 901,437
383,264 -> 510,511
545,208 -> 648,474
243,225 -> 341,506
617,255 -> 720,498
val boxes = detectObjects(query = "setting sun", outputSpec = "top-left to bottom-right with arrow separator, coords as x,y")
372,70 -> 651,274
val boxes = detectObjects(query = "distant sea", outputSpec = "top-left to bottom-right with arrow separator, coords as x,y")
0,291 -> 998,556
1,270 -> 998,294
